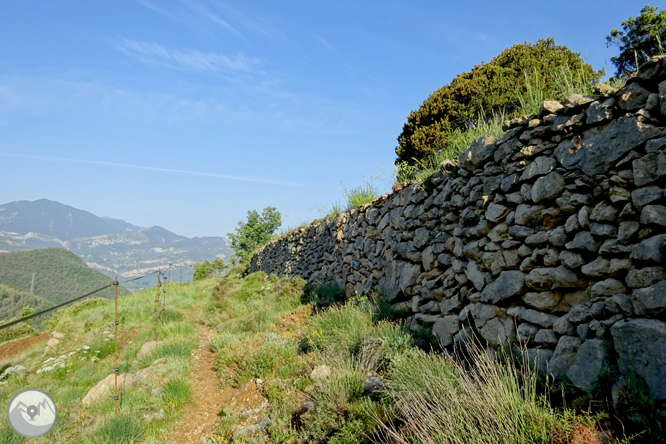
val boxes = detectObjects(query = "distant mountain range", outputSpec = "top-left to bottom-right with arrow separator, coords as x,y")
0,199 -> 232,290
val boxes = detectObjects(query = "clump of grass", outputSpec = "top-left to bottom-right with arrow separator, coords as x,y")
551,63 -> 596,99
307,301 -> 375,356
517,68 -> 546,117
138,338 -> 197,367
395,109 -> 504,184
343,178 -> 379,210
604,76 -> 627,89
235,334 -> 301,385
94,413 -> 144,444
161,379 -> 191,411
375,343 -> 606,444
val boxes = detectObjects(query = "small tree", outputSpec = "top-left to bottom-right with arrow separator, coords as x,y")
606,4 -> 666,78
227,207 -> 281,264
193,258 -> 228,281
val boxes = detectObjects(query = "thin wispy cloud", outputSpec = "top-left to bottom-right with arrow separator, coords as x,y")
312,33 -> 336,52
118,39 -> 260,76
0,152 -> 326,189
135,0 -> 283,41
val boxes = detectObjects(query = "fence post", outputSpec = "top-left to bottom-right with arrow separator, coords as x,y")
113,276 -> 119,416
155,269 -> 161,342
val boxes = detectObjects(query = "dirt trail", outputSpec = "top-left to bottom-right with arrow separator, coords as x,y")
0,333 -> 49,362
167,322 -> 234,444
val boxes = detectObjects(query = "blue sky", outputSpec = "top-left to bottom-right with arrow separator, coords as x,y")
0,0 -> 654,238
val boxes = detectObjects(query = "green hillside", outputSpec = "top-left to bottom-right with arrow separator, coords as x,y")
0,248 -> 126,306
0,283 -> 52,322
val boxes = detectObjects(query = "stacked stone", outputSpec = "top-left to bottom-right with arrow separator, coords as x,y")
250,55 -> 666,404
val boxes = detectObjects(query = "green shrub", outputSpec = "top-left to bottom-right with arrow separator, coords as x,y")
396,37 -> 602,166
302,279 -> 345,307
0,321 -> 34,344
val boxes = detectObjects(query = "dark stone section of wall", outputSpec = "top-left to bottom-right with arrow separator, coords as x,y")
251,55 -> 666,404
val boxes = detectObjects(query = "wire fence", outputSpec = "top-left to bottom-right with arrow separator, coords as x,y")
0,264 -> 188,415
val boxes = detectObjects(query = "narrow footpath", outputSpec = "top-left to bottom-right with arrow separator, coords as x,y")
167,321 -> 234,444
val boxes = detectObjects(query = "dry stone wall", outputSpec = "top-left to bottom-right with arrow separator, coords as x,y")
250,55 -> 666,404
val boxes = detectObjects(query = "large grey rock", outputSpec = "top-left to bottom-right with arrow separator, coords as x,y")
626,267 -> 666,289
534,329 -> 558,345
432,315 -> 460,347
565,231 -> 598,253
469,303 -> 499,328
618,221 -> 641,243
379,261 -> 422,301
548,336 -> 582,379
591,279 -> 627,298
466,261 -> 487,291
520,309 -> 559,328
641,205 -> 666,227
590,201 -> 618,222
550,266 -> 586,289
459,135 -> 496,171
631,234 -> 666,264
633,152 -> 665,186
555,115 -> 664,176
517,322 -> 539,341
632,186 -> 663,209
523,291 -> 561,310
581,257 -> 610,278
611,318 -> 666,400
422,246 -> 436,271
566,339 -> 609,393
540,100 -> 563,115
480,317 -> 514,347
562,94 -> 594,111
531,172 -> 566,203
637,55 -> 666,81
82,360 -> 166,405
486,203 -> 509,223
487,223 -> 509,243
586,99 -> 614,124
632,281 -> 666,315
480,270 -> 526,304
514,204 -> 545,227
525,268 -> 552,290
617,82 -> 651,110
520,156 -> 557,181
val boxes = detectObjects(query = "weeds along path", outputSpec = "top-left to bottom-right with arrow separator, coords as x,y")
167,313 -> 234,444
0,332 -> 49,361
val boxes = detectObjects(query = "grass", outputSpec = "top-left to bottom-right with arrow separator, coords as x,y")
0,277 -> 216,443
343,179 -> 380,210
0,271 -> 639,442
396,109 -> 505,184
201,272 -> 627,443
94,413 -> 145,444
